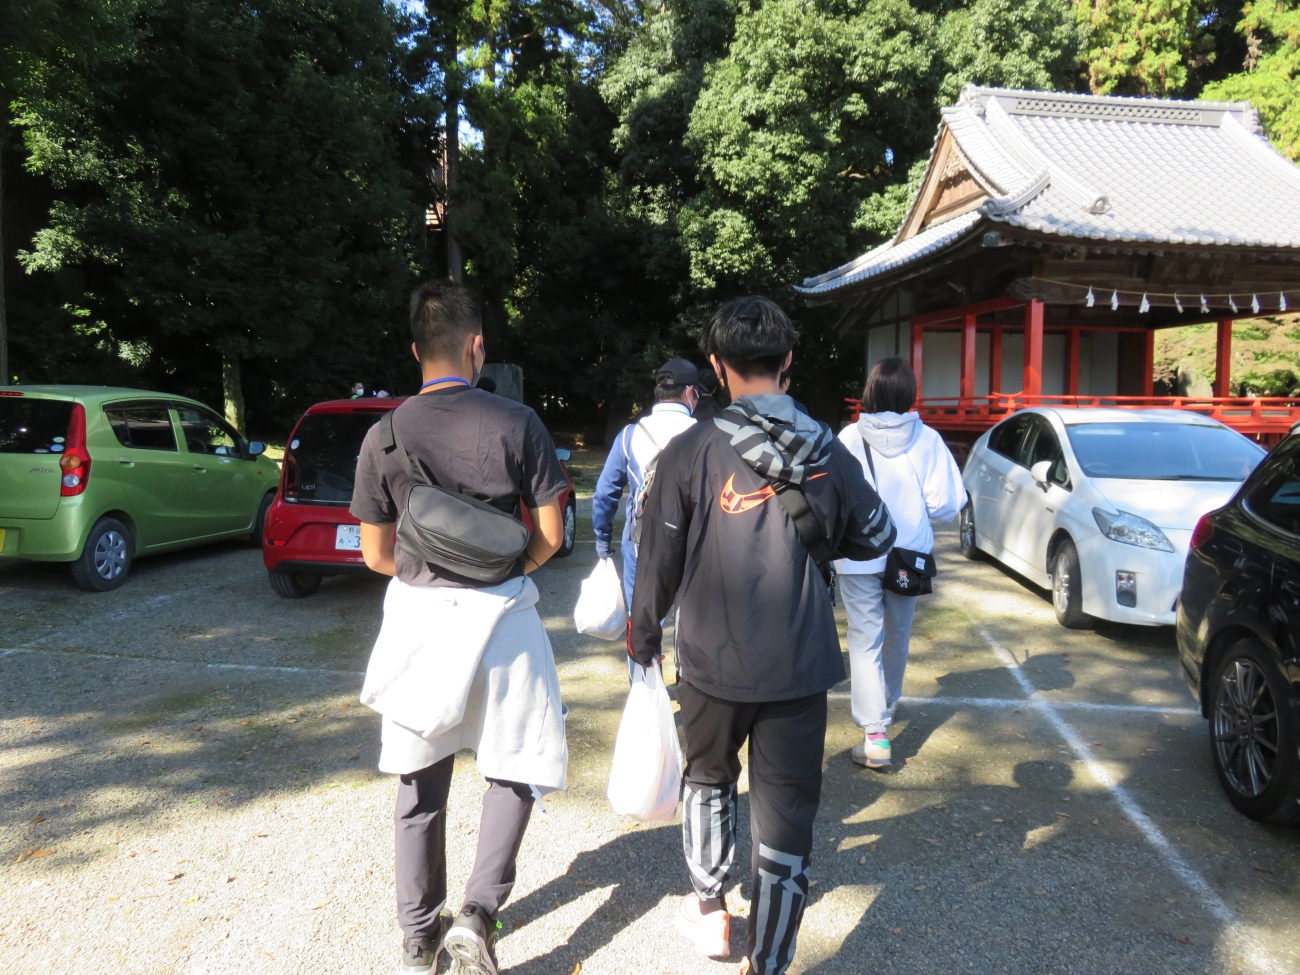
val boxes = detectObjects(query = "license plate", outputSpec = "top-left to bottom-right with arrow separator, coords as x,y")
334,524 -> 361,551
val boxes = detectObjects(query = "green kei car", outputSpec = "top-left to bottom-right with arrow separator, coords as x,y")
0,386 -> 280,591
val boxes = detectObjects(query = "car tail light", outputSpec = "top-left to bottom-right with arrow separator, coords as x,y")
59,403 -> 91,496
0,390 -> 23,396
1190,514 -> 1214,553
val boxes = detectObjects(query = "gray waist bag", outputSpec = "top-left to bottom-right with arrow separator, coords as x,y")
378,410 -> 530,584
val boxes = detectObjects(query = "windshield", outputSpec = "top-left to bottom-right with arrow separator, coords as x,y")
1065,422 -> 1265,481
284,411 -> 386,504
0,398 -> 74,454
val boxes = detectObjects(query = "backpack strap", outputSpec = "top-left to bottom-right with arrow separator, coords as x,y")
379,409 -> 434,488
773,483 -> 834,587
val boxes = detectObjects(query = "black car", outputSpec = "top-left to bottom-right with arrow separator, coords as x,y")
1177,432 -> 1300,824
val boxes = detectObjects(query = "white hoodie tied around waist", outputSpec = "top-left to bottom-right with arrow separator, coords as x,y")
833,411 -> 967,576
361,574 -> 568,792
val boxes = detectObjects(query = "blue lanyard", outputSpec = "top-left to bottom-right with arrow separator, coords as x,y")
420,376 -> 472,391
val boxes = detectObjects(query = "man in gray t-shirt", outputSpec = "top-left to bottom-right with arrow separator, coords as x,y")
350,281 -> 567,975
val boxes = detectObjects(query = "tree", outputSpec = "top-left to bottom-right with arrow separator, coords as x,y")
0,1 -> 141,386
1075,0 -> 1216,95
1203,1 -> 1300,159
16,0 -> 430,430
597,0 -> 1083,417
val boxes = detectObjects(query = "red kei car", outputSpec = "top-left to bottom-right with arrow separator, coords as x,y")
262,397 -> 577,597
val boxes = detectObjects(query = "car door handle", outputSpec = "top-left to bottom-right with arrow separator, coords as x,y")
193,464 -> 207,473
117,457 -> 134,467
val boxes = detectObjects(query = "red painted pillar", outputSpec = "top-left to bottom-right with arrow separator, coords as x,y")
910,321 -> 924,402
1144,330 -> 1156,397
1067,328 -> 1081,397
1214,319 -> 1232,397
990,326 -> 1003,395
1023,299 -> 1044,399
960,313 -> 977,402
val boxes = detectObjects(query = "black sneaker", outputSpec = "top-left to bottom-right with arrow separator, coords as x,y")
442,906 -> 500,975
400,911 -> 453,974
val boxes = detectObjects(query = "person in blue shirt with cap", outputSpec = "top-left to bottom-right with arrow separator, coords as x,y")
592,358 -> 700,609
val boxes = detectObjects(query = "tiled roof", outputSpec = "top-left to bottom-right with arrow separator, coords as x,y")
798,86 -> 1300,297
798,212 -> 982,295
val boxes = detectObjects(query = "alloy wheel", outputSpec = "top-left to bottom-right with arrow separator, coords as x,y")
1052,552 -> 1070,615
1213,658 -> 1280,798
563,503 -> 576,550
960,508 -> 974,550
94,530 -> 128,581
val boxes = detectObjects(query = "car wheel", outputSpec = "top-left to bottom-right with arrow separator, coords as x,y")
1209,639 -> 1300,824
1051,538 -> 1092,629
268,568 -> 321,598
556,495 -> 577,558
250,491 -> 275,547
70,517 -> 133,592
959,502 -> 981,560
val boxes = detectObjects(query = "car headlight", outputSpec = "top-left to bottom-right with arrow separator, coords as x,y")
1092,508 -> 1175,552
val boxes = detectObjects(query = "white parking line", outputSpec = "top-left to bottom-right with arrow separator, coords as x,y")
973,623 -> 1280,974
827,691 -> 1198,716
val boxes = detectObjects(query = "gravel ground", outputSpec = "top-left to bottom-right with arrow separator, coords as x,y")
2,507 -> 1299,975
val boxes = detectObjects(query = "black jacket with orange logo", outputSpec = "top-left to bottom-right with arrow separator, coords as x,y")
629,417 -> 895,702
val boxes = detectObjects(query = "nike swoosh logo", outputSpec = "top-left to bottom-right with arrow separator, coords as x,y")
720,473 -> 776,514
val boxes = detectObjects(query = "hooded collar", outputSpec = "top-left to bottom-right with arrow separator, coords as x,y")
856,411 -> 921,459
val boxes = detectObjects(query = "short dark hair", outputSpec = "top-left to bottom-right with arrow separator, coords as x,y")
863,356 -> 917,414
410,279 -> 482,363
654,382 -> 691,403
699,296 -> 799,380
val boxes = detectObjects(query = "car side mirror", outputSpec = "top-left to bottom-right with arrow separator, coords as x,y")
248,440 -> 266,457
555,447 -> 571,462
1030,460 -> 1052,488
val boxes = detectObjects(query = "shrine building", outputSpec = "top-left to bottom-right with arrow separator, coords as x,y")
797,86 -> 1300,454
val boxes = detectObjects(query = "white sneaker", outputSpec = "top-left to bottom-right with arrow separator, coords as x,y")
674,893 -> 731,957
851,732 -> 891,769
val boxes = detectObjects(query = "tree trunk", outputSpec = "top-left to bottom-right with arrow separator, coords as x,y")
0,133 -> 8,387
221,350 -> 245,433
444,23 -> 463,284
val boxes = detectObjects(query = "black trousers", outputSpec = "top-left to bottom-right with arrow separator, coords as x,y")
677,680 -> 827,975
394,755 -> 534,940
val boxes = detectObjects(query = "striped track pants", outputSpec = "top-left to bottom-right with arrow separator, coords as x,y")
677,681 -> 826,975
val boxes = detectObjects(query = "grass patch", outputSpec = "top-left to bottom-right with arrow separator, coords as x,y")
304,625 -> 369,664
105,686 -> 226,732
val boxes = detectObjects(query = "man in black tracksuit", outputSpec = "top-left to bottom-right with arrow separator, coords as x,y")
629,296 -> 896,975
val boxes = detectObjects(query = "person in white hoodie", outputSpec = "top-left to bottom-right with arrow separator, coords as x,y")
834,357 -> 966,769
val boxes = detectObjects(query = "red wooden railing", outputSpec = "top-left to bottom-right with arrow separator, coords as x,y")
844,394 -> 1300,438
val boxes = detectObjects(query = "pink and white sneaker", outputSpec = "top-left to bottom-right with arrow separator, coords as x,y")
674,893 -> 731,957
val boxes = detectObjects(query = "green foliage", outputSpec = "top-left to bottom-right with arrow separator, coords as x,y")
1076,0 -> 1215,95
13,0 -> 430,430
939,0 -> 1081,101
1203,1 -> 1300,159
854,157 -> 926,241
1234,367 -> 1300,396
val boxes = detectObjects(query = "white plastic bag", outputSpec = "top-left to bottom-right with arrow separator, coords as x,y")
574,557 -> 627,641
607,662 -> 683,822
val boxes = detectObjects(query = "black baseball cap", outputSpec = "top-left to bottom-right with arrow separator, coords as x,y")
656,357 -> 700,387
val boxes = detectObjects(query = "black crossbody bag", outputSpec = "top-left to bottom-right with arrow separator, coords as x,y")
378,410 -> 531,585
863,443 -> 936,597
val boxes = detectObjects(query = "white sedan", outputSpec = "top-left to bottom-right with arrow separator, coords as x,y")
960,408 -> 1266,627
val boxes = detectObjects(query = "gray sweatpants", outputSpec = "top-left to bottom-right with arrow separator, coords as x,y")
394,755 -> 534,939
840,572 -> 918,734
